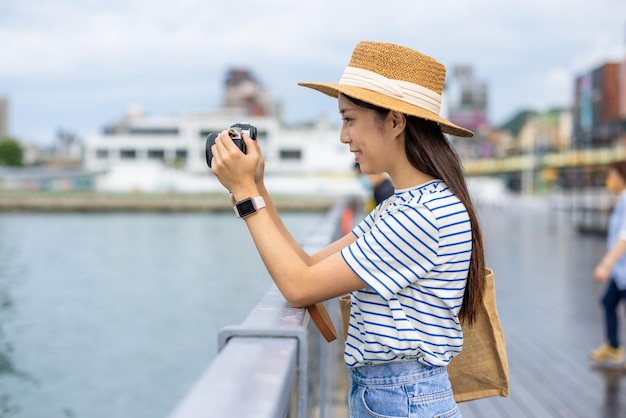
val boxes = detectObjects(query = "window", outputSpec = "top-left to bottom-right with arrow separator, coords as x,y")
279,149 -> 302,160
176,149 -> 188,159
128,127 -> 179,135
120,149 -> 136,159
96,149 -> 109,159
148,149 -> 165,160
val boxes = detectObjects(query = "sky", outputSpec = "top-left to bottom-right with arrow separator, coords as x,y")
1,0 -> 625,146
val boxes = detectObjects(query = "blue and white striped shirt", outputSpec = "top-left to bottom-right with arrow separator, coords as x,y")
341,180 -> 472,368
607,190 -> 626,289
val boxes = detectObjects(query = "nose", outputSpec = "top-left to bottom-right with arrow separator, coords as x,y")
340,125 -> 350,144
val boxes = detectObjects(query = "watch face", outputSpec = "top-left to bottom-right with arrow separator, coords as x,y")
236,198 -> 256,217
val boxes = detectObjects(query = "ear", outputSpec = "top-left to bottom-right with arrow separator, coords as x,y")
387,111 -> 406,136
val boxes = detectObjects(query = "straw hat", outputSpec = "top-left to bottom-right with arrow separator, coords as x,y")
299,41 -> 473,138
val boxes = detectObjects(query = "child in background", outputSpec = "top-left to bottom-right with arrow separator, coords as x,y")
591,160 -> 626,366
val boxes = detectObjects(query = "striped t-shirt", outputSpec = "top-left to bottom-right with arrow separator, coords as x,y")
341,179 -> 472,368
607,191 -> 626,289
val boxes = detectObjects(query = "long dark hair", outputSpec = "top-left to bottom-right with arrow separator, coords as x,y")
343,94 -> 485,324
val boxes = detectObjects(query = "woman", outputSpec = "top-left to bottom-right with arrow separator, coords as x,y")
211,41 -> 485,417
591,161 -> 626,366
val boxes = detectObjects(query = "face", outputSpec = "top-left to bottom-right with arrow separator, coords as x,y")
338,95 -> 390,174
606,168 -> 626,194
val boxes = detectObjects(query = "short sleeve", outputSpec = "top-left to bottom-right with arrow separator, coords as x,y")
618,193 -> 626,241
341,202 -> 440,300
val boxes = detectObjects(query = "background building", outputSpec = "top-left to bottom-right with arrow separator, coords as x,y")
446,66 -> 490,136
81,68 -> 357,193
223,68 -> 272,117
446,65 -> 491,160
573,59 -> 626,148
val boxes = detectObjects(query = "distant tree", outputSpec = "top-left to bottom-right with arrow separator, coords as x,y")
0,138 -> 23,166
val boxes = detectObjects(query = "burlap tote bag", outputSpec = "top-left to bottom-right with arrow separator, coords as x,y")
448,267 -> 509,402
339,267 -> 509,403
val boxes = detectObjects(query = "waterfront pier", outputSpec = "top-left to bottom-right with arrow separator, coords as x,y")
458,195 -> 626,417
170,195 -> 626,417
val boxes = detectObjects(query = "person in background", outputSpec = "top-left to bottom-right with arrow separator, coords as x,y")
591,160 -> 626,366
369,172 -> 394,205
354,162 -> 395,213
210,41 -> 485,417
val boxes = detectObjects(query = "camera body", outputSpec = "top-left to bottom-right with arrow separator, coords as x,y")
205,123 -> 258,168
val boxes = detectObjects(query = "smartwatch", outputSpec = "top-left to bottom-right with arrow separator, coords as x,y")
233,196 -> 266,218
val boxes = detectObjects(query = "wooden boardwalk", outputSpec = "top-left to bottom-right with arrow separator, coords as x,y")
331,196 -> 626,417
458,197 -> 626,418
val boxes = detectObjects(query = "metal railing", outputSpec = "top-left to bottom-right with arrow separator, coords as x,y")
168,200 -> 348,418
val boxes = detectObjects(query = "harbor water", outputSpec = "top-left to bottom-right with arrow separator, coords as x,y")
0,211 -> 323,418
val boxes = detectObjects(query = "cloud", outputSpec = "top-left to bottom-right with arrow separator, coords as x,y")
0,0 -> 625,143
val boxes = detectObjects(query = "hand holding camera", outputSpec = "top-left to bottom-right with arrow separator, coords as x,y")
207,123 -> 262,195
205,123 -> 257,168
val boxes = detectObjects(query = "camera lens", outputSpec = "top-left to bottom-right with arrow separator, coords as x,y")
205,133 -> 218,168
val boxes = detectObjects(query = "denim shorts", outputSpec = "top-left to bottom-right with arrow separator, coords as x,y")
349,360 -> 460,418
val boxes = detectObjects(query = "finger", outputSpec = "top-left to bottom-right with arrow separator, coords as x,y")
216,130 -> 237,152
242,132 -> 256,155
210,143 -> 220,166
243,132 -> 261,157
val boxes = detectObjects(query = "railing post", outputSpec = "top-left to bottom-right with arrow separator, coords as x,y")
218,286 -> 311,418
168,198 -> 350,418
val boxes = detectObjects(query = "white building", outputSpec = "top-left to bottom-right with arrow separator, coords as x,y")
84,106 -> 352,174
83,67 -> 361,194
83,107 -> 359,195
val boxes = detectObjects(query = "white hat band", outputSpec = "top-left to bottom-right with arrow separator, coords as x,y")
339,66 -> 442,114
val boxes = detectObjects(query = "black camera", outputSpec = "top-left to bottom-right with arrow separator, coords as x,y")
205,123 -> 258,168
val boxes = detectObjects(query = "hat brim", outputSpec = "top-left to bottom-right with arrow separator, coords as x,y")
298,82 -> 474,138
